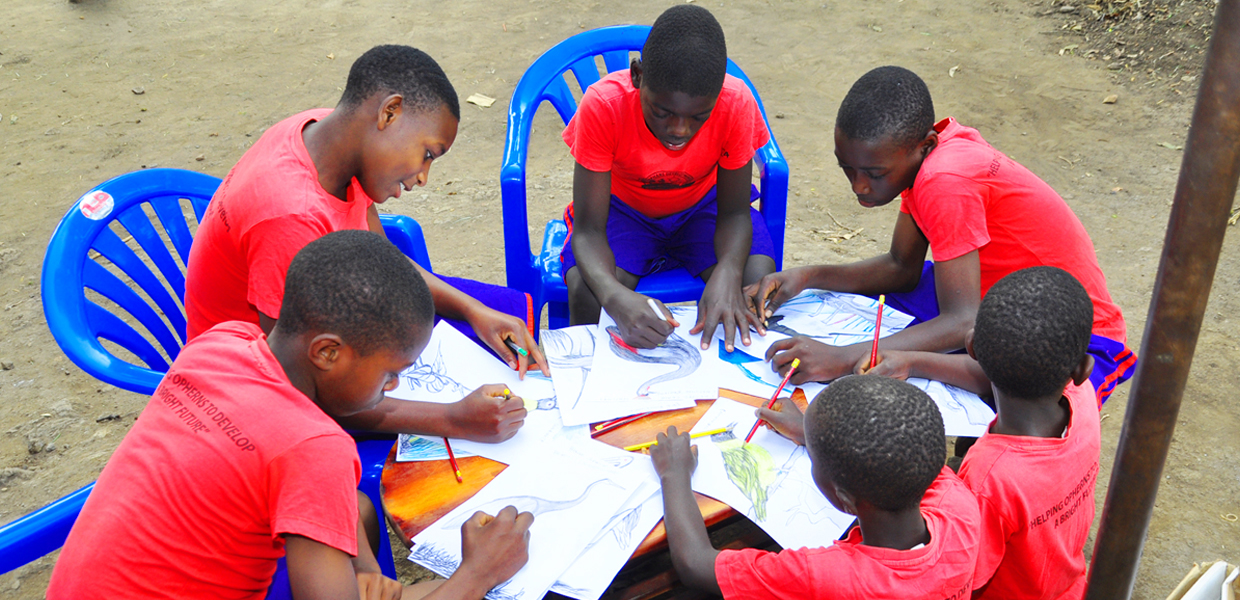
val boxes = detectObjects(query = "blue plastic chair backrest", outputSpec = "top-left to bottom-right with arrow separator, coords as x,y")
500,25 -> 785,297
42,169 -> 220,395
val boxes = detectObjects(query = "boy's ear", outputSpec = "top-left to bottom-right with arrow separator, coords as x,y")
832,483 -> 859,516
965,328 -> 977,361
376,94 -> 403,131
916,128 -> 939,158
1070,354 -> 1095,386
307,333 -> 346,372
629,59 -> 643,89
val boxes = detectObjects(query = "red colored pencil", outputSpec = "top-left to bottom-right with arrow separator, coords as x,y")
745,358 -> 800,444
443,437 -> 463,483
870,295 -> 886,371
591,412 -> 653,437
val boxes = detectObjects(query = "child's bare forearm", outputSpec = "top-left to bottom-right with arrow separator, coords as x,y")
335,397 -> 454,435
571,228 -> 631,305
903,351 -> 991,396
660,473 -> 722,594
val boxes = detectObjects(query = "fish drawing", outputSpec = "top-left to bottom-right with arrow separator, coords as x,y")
542,328 -> 596,410
439,479 -> 622,529
605,325 -> 701,396
711,425 -> 777,521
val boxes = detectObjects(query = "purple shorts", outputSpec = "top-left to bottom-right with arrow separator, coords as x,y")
561,185 -> 775,279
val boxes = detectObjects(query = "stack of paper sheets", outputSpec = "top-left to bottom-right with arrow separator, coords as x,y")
387,290 -> 997,599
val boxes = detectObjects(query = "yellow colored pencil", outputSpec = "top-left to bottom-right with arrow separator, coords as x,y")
623,427 -> 730,452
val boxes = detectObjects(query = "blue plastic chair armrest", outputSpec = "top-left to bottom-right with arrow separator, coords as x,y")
0,483 -> 94,574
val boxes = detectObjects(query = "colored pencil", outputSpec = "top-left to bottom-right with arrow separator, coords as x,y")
623,427 -> 730,452
503,337 -> 529,358
648,298 -> 669,322
745,357 -> 800,444
870,295 -> 885,371
591,412 -> 653,436
443,437 -> 463,483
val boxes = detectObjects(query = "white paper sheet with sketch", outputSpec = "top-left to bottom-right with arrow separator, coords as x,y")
451,405 -> 591,465
566,308 -> 702,426
907,378 -> 995,437
688,398 -> 854,550
550,441 -> 665,600
388,321 -> 555,405
409,448 -> 645,600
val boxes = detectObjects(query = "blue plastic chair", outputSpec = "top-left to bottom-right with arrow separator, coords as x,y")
18,168 -> 422,580
501,25 -> 789,329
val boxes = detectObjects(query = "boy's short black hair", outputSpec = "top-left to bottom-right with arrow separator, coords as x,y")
806,375 -> 945,511
973,266 -> 1094,399
836,66 -> 935,149
279,230 -> 434,356
339,45 -> 460,120
640,5 -> 728,98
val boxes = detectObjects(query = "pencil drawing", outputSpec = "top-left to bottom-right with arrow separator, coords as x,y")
409,542 -> 460,578
402,341 -> 469,396
604,325 -> 701,396
439,478 -> 623,529
711,426 -> 777,521
542,328 -> 596,410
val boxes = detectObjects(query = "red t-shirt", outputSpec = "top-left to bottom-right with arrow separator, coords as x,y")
900,118 -> 1126,342
47,322 -> 361,600
715,467 -> 980,600
562,70 -> 771,218
185,108 -> 374,340
957,381 -> 1101,600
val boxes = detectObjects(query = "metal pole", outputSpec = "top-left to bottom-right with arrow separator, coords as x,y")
1085,1 -> 1240,597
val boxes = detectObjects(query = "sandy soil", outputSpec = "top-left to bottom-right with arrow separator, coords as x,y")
1,0 -> 1236,597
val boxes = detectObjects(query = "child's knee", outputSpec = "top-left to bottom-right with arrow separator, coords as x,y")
742,254 -> 777,286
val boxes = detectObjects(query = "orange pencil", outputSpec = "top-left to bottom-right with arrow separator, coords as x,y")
745,358 -> 800,444
869,295 -> 886,371
443,437 -> 463,483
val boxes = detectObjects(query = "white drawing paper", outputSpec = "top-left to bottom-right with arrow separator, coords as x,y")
409,448 -> 646,600
907,377 -> 995,438
688,398 -> 854,551
564,308 -> 702,426
388,321 -> 556,406
550,441 -> 665,600
396,434 -> 475,462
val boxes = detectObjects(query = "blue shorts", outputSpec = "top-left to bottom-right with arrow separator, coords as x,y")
560,185 -> 776,279
876,262 -> 1137,406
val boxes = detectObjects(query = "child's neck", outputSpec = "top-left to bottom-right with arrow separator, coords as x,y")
302,108 -> 364,202
855,505 -> 930,551
990,388 -> 1071,438
267,331 -> 320,406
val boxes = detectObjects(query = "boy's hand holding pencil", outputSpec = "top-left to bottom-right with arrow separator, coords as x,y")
755,400 -> 806,446
648,426 -> 699,482
448,384 -> 527,443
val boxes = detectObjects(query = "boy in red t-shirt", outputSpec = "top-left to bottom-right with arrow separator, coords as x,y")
561,5 -> 776,351
748,66 -> 1135,406
49,231 -> 533,600
185,45 -> 547,444
650,375 -> 981,599
962,267 -> 1100,599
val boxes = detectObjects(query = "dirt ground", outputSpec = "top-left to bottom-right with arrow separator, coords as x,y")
2,0 -> 1237,597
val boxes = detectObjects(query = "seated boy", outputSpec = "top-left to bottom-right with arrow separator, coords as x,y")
748,66 -> 1134,405
562,4 -> 776,351
185,45 -> 546,443
961,266 -> 1100,599
650,375 -> 981,599
49,231 -> 534,600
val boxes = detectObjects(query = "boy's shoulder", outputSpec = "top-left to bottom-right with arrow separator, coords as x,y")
215,109 -> 335,222
959,382 -> 1102,495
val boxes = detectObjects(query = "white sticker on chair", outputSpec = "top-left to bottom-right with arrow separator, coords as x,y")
79,190 -> 114,220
